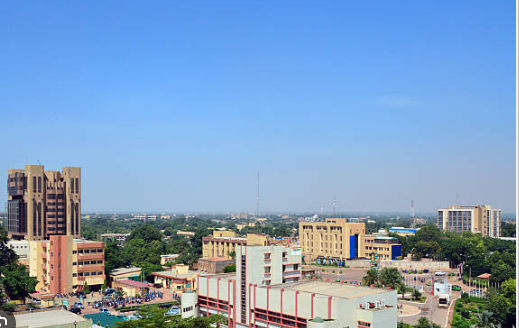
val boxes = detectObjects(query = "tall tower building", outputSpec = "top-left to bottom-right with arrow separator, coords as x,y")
7,165 -> 81,240
437,205 -> 501,237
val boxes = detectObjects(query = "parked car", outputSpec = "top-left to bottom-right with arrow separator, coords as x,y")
129,313 -> 143,321
165,307 -> 180,316
154,283 -> 163,288
69,307 -> 82,314
99,307 -> 110,314
103,288 -> 115,296
159,303 -> 171,309
435,271 -> 446,276
74,302 -> 84,309
452,285 -> 462,291
422,269 -> 429,273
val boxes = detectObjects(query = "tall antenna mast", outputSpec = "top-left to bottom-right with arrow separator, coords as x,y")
256,170 -> 260,218
333,196 -> 337,216
411,200 -> 416,228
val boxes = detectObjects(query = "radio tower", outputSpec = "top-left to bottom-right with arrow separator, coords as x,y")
333,196 -> 338,216
411,200 -> 416,228
256,170 -> 260,218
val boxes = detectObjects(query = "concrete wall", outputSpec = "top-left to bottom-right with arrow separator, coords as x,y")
379,260 -> 450,271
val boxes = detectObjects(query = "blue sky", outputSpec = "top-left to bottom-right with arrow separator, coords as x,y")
0,1 -> 516,214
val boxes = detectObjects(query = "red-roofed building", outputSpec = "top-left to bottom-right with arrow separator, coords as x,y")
112,279 -> 153,296
477,273 -> 491,280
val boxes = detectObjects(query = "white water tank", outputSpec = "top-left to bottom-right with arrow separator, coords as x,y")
181,290 -> 199,318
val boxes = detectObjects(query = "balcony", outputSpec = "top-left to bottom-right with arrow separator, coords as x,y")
78,265 -> 104,272
77,254 -> 103,261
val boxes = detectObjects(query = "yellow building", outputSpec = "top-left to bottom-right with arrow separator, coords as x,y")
202,232 -> 268,259
299,218 -> 365,263
437,205 -> 501,237
152,264 -> 197,294
299,219 -> 402,263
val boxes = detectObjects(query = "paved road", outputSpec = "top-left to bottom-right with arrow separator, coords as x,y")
306,265 -> 466,327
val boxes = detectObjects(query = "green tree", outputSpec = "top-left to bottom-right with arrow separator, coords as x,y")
223,264 -> 236,273
379,267 -> 402,289
415,317 -> 440,328
500,222 -> 516,237
115,307 -> 225,328
362,269 -> 379,287
84,281 -> 90,294
485,292 -> 511,326
140,263 -> 164,282
0,227 -> 17,271
412,289 -> 422,301
229,250 -> 236,259
451,314 -> 470,328
1,263 -> 38,300
501,278 -> 516,304
129,225 -> 163,243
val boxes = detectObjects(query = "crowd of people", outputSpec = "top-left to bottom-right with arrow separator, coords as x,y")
89,290 -> 164,309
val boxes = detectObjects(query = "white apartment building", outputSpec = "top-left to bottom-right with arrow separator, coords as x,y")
181,245 -> 397,328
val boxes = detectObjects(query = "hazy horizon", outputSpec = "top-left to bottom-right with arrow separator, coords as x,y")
0,1 -> 516,214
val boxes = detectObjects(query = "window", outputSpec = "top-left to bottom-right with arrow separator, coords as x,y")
85,272 -> 90,276
73,250 -> 77,254
72,273 -> 77,277
73,262 -> 77,266
97,271 -> 103,275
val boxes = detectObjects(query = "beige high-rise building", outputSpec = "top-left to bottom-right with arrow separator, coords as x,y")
7,165 -> 81,240
437,205 -> 501,237
299,218 -> 403,262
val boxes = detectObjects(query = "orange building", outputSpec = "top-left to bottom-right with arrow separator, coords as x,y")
30,235 -> 105,294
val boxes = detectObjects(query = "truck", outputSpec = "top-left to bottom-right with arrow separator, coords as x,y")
438,294 -> 450,308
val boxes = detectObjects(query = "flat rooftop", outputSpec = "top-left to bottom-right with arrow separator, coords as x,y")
152,270 -> 198,279
200,257 -> 235,262
110,267 -> 141,275
268,281 -> 390,299
15,309 -> 87,327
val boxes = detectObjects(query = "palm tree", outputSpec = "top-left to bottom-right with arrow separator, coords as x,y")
362,269 -> 380,287
397,283 -> 407,299
412,288 -> 422,301
379,267 -> 403,289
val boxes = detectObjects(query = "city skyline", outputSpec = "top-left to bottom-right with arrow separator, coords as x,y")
0,1 -> 516,214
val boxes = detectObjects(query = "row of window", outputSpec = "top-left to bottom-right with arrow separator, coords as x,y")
72,271 -> 103,277
74,260 -> 103,266
73,249 -> 103,254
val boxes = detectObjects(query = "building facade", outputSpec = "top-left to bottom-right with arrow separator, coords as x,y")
202,231 -> 269,259
7,165 -> 81,241
29,235 -> 105,294
299,219 -> 365,263
152,264 -> 197,294
182,245 -> 397,328
101,233 -> 130,246
437,205 -> 501,237
198,258 -> 235,274
299,219 -> 402,264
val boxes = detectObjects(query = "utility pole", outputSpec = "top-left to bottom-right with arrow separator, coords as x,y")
256,170 -> 260,218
